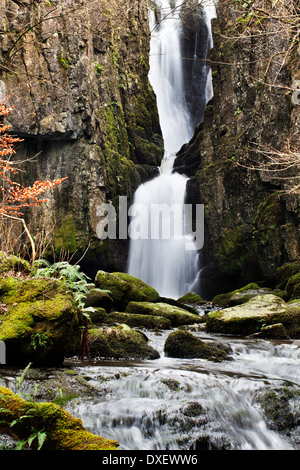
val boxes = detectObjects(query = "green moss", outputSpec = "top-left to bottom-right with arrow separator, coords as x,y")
0,386 -> 119,450
285,273 -> 300,299
105,311 -> 172,330
53,215 -> 84,254
164,330 -> 230,362
212,283 -> 262,307
213,224 -> 258,279
88,325 -> 159,360
177,292 -> 206,306
0,277 -> 80,366
0,252 -> 31,275
95,271 -> 160,309
207,294 -> 300,337
259,388 -> 300,432
276,262 -> 300,290
125,301 -> 204,327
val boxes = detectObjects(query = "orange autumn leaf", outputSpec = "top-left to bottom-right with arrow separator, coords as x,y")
0,102 -> 68,216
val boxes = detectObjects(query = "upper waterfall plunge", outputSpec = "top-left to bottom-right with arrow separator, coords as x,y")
127,0 -> 216,299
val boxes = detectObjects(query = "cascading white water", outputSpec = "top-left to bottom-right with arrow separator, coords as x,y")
127,0 -> 216,299
64,331 -> 300,450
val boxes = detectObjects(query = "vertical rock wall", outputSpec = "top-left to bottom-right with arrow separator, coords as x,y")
175,0 -> 300,298
0,0 -> 163,273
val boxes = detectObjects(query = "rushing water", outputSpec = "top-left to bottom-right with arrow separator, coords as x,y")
65,330 -> 300,450
127,0 -> 216,299
1,0 -> 297,453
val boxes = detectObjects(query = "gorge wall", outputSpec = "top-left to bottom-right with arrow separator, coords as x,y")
0,0 -> 163,273
1,0 -> 299,298
175,0 -> 300,298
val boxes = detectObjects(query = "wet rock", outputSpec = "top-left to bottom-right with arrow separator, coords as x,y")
164,330 -> 230,362
206,294 -> 300,338
249,323 -> 290,340
125,301 -> 204,327
88,325 -> 160,360
258,388 -> 300,437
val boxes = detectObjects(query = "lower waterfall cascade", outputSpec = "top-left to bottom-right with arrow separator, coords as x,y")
62,330 -> 300,450
127,0 -> 216,299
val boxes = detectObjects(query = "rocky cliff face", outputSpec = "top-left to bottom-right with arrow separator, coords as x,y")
1,0 -> 299,298
0,0 -> 163,272
175,0 -> 300,298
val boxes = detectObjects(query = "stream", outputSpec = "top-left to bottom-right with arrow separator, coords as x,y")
1,0 -> 298,454
64,0 -> 300,451
64,329 -> 300,451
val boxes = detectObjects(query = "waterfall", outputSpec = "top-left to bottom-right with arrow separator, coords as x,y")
127,0 -> 216,299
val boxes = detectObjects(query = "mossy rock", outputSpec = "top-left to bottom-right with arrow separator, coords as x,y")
89,307 -> 107,324
285,273 -> 300,300
177,292 -> 206,306
259,387 -> 300,433
0,251 -> 31,276
0,277 -> 81,366
0,386 -> 119,450
94,271 -> 159,309
212,283 -> 272,307
125,301 -> 204,327
250,323 -> 289,340
164,330 -> 230,362
88,324 -> 160,360
104,311 -> 171,329
83,286 -> 114,311
276,262 -> 300,290
206,294 -> 300,338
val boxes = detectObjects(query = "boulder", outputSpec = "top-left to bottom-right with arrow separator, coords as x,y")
177,292 -> 206,306
0,386 -> 119,450
125,301 -> 204,327
83,286 -> 114,311
94,271 -> 159,309
249,323 -> 290,340
89,307 -> 107,324
105,311 -> 171,330
276,262 -> 300,300
88,324 -> 160,360
206,294 -> 300,338
212,283 -> 273,307
164,330 -> 231,362
0,277 -> 81,366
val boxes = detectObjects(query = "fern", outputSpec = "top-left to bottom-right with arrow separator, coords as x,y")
32,260 -> 112,359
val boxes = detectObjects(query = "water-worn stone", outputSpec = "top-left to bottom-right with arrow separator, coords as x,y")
125,301 -> 204,327
88,324 -> 160,360
177,292 -> 206,306
249,323 -> 290,340
0,277 -> 81,366
206,294 -> 300,338
164,330 -> 230,362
